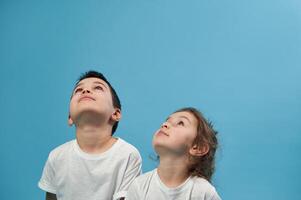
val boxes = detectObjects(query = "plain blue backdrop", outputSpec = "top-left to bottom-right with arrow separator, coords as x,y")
1,0 -> 300,199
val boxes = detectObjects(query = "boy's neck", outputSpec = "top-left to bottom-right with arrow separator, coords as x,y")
76,124 -> 117,154
157,155 -> 190,188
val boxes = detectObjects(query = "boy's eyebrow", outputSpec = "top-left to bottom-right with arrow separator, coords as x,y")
73,81 -> 108,90
74,82 -> 83,89
93,81 -> 108,89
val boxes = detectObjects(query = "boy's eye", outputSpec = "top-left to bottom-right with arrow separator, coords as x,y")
74,88 -> 83,94
177,121 -> 185,126
94,85 -> 104,91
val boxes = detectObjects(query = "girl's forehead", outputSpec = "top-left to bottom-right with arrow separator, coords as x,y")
169,111 -> 197,122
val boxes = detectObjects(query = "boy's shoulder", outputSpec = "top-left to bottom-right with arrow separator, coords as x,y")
48,140 -> 75,160
115,137 -> 141,157
46,138 -> 141,163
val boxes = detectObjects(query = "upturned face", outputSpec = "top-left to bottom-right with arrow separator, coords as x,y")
69,77 -> 116,125
153,111 -> 198,156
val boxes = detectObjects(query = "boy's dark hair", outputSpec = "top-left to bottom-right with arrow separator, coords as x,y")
174,107 -> 218,182
75,70 -> 121,134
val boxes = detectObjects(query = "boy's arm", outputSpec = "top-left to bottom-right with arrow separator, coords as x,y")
113,152 -> 142,200
39,154 -> 57,195
46,192 -> 57,200
124,178 -> 140,200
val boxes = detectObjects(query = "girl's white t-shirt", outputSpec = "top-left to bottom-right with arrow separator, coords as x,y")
126,169 -> 221,200
38,138 -> 142,200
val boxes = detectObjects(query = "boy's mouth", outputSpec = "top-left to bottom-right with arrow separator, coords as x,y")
79,96 -> 95,102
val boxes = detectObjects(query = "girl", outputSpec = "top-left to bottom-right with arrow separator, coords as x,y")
126,107 -> 221,200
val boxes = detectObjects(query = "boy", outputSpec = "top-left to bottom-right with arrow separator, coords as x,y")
38,71 -> 142,200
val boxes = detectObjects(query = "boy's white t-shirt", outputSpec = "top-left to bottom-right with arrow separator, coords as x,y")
38,138 -> 142,200
126,169 -> 221,200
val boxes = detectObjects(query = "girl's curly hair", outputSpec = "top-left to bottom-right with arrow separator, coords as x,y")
174,107 -> 218,182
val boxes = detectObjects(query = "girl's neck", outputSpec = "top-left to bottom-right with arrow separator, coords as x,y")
157,155 -> 190,188
76,124 -> 116,154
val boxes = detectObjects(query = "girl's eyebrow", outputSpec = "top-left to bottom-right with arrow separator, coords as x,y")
166,115 -> 191,124
178,116 -> 191,124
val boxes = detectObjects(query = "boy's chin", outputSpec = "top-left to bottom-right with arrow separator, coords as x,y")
79,108 -> 105,116
74,110 -> 105,123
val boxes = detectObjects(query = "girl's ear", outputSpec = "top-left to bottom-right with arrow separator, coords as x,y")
111,108 -> 122,122
189,143 -> 209,157
68,114 -> 73,126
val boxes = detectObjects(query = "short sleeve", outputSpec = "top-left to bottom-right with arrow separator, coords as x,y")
38,155 -> 57,194
113,152 -> 142,200
209,189 -> 222,200
125,179 -> 141,200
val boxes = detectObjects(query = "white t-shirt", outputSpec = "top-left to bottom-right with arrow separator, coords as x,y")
38,138 -> 142,200
126,169 -> 221,200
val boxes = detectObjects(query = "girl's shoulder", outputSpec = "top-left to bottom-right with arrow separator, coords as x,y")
131,169 -> 157,190
191,176 -> 221,199
135,169 -> 157,182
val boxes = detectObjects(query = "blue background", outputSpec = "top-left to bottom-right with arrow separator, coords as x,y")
1,0 -> 300,199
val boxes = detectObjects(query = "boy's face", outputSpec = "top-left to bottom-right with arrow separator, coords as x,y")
69,77 -> 117,125
153,111 -> 198,156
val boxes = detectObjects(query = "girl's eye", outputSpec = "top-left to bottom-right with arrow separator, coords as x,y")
74,88 -> 82,94
94,86 -> 103,90
177,121 -> 185,126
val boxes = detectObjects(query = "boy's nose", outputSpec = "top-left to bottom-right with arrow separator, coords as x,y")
82,89 -> 91,94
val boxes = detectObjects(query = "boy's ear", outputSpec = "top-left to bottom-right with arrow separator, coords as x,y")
111,108 -> 122,122
68,114 -> 73,126
189,144 -> 209,157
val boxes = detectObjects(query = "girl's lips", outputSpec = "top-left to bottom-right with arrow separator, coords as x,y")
158,130 -> 169,136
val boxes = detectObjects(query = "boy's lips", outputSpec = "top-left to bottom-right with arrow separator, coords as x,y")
79,96 -> 95,102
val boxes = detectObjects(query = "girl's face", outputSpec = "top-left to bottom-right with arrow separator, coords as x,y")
153,111 -> 198,156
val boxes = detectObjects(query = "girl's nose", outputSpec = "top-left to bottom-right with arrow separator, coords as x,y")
161,122 -> 169,129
